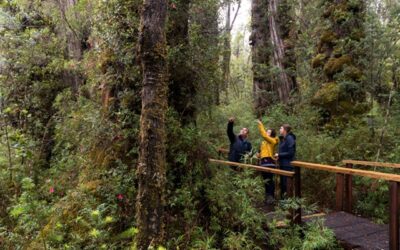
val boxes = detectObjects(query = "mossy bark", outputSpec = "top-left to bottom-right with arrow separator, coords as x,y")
190,0 -> 221,107
312,0 -> 367,121
222,1 -> 232,94
167,0 -> 196,124
136,0 -> 168,249
58,0 -> 84,95
269,0 -> 297,103
251,0 -> 297,115
251,0 -> 272,116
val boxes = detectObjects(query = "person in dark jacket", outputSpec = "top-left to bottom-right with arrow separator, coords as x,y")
227,117 -> 252,164
275,124 -> 296,197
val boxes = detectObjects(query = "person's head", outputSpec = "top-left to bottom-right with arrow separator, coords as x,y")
239,127 -> 249,139
267,128 -> 276,138
279,124 -> 291,137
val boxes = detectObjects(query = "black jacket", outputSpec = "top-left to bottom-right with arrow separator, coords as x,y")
227,121 -> 252,162
278,132 -> 296,166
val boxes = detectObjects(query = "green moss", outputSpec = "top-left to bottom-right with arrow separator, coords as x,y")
332,3 -> 351,24
320,31 -> 337,45
323,55 -> 352,77
338,101 -> 369,114
344,66 -> 363,80
312,82 -> 340,107
311,53 -> 327,68
350,29 -> 364,40
332,47 -> 344,57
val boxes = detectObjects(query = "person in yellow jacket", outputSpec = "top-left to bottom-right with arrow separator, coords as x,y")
257,119 -> 279,204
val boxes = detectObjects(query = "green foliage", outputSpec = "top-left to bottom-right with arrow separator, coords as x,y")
268,199 -> 340,250
6,178 -> 52,247
1,0 -> 400,249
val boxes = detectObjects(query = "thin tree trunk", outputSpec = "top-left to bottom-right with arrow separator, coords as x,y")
375,89 -> 394,167
222,1 -> 231,95
136,0 -> 168,249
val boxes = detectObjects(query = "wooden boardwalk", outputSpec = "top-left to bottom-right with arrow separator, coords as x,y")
211,156 -> 400,249
311,212 -> 390,250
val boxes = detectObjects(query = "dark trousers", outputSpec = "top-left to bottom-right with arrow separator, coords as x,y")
280,165 -> 294,197
261,158 -> 275,198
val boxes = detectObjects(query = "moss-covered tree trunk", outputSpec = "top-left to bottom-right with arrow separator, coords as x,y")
190,0 -> 221,107
58,0 -> 83,94
167,0 -> 195,124
222,1 -> 232,95
251,0 -> 272,116
311,0 -> 367,126
269,0 -> 296,103
251,0 -> 296,114
136,0 -> 168,248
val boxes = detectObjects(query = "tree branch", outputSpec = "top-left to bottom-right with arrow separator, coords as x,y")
229,0 -> 241,32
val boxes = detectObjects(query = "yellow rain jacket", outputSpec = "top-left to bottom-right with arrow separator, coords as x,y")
258,122 -> 279,159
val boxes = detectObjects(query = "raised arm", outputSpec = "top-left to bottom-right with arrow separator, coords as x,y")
227,118 -> 235,144
257,120 -> 278,145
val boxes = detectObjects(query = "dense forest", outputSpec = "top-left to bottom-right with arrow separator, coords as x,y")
0,0 -> 400,249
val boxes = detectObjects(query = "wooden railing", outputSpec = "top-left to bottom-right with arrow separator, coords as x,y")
208,158 -> 301,224
292,161 -> 400,250
343,159 -> 400,169
213,149 -> 400,250
209,159 -> 293,176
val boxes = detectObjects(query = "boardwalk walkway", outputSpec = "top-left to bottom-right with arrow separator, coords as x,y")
210,154 -> 400,249
311,212 -> 390,250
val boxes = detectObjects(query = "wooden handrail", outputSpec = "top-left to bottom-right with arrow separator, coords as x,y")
209,159 -> 294,177
343,160 -> 400,169
292,161 -> 400,182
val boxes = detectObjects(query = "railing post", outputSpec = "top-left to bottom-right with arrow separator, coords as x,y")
389,181 -> 399,250
287,176 -> 294,197
294,166 -> 301,224
344,163 -> 353,213
287,176 -> 295,223
336,173 -> 344,211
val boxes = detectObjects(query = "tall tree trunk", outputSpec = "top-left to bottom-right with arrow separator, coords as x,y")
190,0 -> 221,107
58,0 -> 83,94
167,0 -> 195,124
136,0 -> 168,249
311,0 -> 366,123
251,0 -> 272,116
222,1 -> 231,95
268,0 -> 296,103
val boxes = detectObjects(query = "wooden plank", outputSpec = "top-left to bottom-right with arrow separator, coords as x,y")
322,212 -> 389,250
209,159 -> 294,177
389,181 -> 399,250
343,160 -> 400,169
336,173 -> 344,211
292,161 -> 400,182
